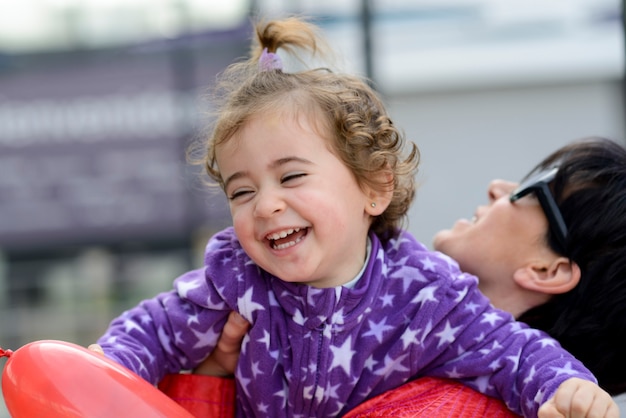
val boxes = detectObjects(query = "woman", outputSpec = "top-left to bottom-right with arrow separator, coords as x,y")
159,136 -> 626,416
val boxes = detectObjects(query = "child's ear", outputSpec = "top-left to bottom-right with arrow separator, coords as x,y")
365,170 -> 393,216
513,257 -> 581,294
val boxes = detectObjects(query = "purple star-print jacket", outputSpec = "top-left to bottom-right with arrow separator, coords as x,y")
98,227 -> 596,417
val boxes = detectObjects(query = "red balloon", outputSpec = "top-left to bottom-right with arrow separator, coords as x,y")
1,340 -> 195,417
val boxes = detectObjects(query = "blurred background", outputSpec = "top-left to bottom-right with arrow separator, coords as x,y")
0,0 -> 623,414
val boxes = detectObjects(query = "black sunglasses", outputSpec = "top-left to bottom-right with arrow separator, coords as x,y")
509,167 -> 568,254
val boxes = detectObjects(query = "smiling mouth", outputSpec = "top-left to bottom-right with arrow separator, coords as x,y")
266,227 -> 308,250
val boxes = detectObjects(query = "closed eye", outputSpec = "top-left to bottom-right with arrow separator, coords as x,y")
281,172 -> 307,184
229,189 -> 254,201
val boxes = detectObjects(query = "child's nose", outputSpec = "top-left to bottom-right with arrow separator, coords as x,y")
253,189 -> 285,218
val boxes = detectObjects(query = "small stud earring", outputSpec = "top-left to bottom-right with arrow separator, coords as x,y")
371,202 -> 376,208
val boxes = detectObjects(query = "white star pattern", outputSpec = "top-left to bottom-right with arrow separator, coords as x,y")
446,367 -> 463,379
412,285 -> 439,306
400,326 -> 421,350
251,360 -> 263,378
465,301 -> 481,314
539,338 -> 558,348
524,365 -> 537,385
506,349 -> 521,371
157,326 -> 174,355
438,252 -> 458,270
331,308 -> 346,325
363,318 -> 395,343
324,382 -> 341,402
135,353 -> 149,375
303,385 -> 314,400
292,309 -> 305,325
139,314 -> 152,325
363,355 -> 378,371
479,340 -> 503,355
376,246 -> 385,261
220,254 -> 232,265
434,320 -> 462,348
206,291 -> 226,310
186,313 -> 199,326
140,345 -> 156,365
191,325 -> 221,349
268,290 -> 280,307
177,278 -> 202,298
395,266 -> 430,293
315,386 -> 324,403
551,361 -> 579,377
123,319 -> 146,335
525,398 -> 536,413
380,260 -> 389,277
489,359 -> 501,371
373,353 -> 410,379
472,375 -> 493,393
379,292 -> 394,307
421,320 -> 433,344
273,380 -> 289,408
534,387 -> 548,405
329,336 -> 356,376
454,286 -> 469,303
238,287 -> 265,318
420,257 -> 437,272
258,330 -> 271,350
239,375 -> 252,398
481,311 -> 501,326
307,287 -> 324,307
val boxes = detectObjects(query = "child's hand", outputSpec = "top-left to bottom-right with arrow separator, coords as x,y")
194,311 -> 250,377
538,378 -> 619,418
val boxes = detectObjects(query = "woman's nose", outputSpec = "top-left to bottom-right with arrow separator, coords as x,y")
487,180 -> 518,203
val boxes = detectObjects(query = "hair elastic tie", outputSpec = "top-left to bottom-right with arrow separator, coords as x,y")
259,47 -> 283,71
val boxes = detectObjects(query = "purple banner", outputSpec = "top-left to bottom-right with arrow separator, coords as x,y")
0,39 -> 246,251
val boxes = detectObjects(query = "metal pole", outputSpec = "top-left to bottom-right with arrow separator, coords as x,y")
361,0 -> 375,87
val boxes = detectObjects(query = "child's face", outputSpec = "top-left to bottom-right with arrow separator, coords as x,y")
215,111 -> 374,288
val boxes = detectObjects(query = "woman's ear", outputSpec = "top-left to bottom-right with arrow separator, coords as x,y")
513,257 -> 581,295
365,170 -> 393,216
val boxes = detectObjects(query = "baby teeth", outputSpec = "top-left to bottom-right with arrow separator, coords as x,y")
267,227 -> 300,240
273,235 -> 303,250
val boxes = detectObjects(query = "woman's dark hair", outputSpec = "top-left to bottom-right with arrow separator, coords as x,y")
517,136 -> 626,395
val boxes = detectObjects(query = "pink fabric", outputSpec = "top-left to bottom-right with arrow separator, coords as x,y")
158,374 -> 236,418
159,374 -> 521,418
344,377 -> 521,418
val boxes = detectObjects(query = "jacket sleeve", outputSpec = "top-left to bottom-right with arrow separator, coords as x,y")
416,268 -> 597,417
97,230 -> 240,384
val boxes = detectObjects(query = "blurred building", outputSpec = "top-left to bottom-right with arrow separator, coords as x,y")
0,0 -> 623,416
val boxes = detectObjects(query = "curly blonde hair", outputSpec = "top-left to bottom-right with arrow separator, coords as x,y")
201,17 -> 420,240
